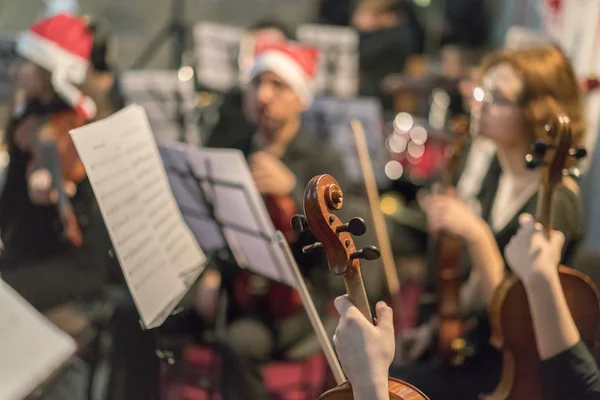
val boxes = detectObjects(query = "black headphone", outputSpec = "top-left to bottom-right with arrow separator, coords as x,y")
84,15 -> 116,72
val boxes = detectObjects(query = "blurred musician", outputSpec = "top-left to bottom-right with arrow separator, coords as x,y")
205,18 -> 294,149
391,46 -> 586,400
0,13 -> 107,313
107,40 -> 383,400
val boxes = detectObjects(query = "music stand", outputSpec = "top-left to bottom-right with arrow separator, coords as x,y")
159,142 -> 294,287
302,96 -> 391,190
192,22 -> 244,93
0,34 -> 16,102
296,24 -> 359,98
120,70 -> 198,144
130,0 -> 188,69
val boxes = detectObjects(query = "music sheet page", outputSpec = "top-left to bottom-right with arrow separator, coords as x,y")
0,280 -> 76,400
70,105 -> 206,328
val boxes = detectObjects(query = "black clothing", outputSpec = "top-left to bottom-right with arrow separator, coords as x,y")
0,100 -> 108,311
541,341 -> 600,400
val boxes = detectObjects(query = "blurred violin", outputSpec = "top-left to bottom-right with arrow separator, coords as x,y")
484,98 -> 600,399
12,91 -> 86,246
433,117 -> 471,367
292,174 -> 429,400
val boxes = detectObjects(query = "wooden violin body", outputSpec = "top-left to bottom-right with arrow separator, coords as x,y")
485,268 -> 600,400
318,378 -> 429,400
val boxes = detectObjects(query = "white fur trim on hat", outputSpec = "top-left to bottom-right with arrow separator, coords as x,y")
250,51 -> 314,106
52,68 -> 97,119
17,30 -> 89,84
17,31 -> 96,119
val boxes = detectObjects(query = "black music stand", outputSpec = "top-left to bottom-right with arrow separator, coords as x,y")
0,34 -> 16,101
302,96 -> 390,190
159,143 -> 293,287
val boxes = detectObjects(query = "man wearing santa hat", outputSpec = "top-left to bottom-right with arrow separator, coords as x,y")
0,13 -> 108,322
107,40 -> 383,400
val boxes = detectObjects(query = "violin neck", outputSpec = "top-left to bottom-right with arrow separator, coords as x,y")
344,266 -> 374,322
535,184 -> 554,237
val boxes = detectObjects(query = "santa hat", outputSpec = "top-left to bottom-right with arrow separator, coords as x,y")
249,41 -> 320,106
16,13 -> 96,119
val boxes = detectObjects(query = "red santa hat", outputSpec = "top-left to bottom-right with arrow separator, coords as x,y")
16,13 -> 96,119
249,41 -> 320,106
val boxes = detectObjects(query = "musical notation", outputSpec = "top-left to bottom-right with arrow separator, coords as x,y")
70,105 -> 206,328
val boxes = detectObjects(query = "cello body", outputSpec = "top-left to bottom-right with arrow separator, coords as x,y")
484,266 -> 600,400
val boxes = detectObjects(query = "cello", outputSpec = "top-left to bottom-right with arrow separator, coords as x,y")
292,174 -> 429,400
484,99 -> 600,399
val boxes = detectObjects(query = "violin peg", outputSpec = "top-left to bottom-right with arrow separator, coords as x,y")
350,245 -> 381,261
569,147 -> 587,159
291,214 -> 310,235
525,154 -> 545,170
531,140 -> 553,154
336,217 -> 367,236
562,167 -> 582,179
302,242 -> 324,254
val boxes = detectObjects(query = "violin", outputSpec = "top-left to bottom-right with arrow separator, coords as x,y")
12,92 -> 86,247
292,174 -> 429,400
484,99 -> 600,399
433,117 -> 470,366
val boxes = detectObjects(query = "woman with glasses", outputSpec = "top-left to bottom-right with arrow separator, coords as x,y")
388,45 -> 586,400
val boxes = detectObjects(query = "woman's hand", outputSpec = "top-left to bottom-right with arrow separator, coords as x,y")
194,269 -> 222,322
421,191 -> 486,243
505,213 -> 564,286
333,296 -> 395,400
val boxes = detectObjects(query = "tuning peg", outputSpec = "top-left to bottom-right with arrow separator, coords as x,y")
569,147 -> 587,159
525,154 -> 545,170
532,140 -> 554,154
302,242 -> 324,254
336,217 -> 367,236
350,245 -> 381,261
291,214 -> 309,235
562,167 -> 582,179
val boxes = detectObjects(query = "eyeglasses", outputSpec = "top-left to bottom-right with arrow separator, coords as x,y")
473,86 -> 519,107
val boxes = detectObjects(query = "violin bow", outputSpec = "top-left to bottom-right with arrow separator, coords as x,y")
275,231 -> 346,385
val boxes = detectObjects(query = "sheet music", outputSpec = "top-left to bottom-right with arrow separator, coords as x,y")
185,146 -> 295,288
303,96 -> 390,189
70,105 -> 206,328
296,24 -> 358,98
120,70 -> 199,145
0,280 -> 76,400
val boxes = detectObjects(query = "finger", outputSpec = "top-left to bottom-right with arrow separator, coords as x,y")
375,301 -> 394,333
550,230 -> 565,251
64,181 -> 77,198
334,295 -> 353,317
519,213 -> 534,226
